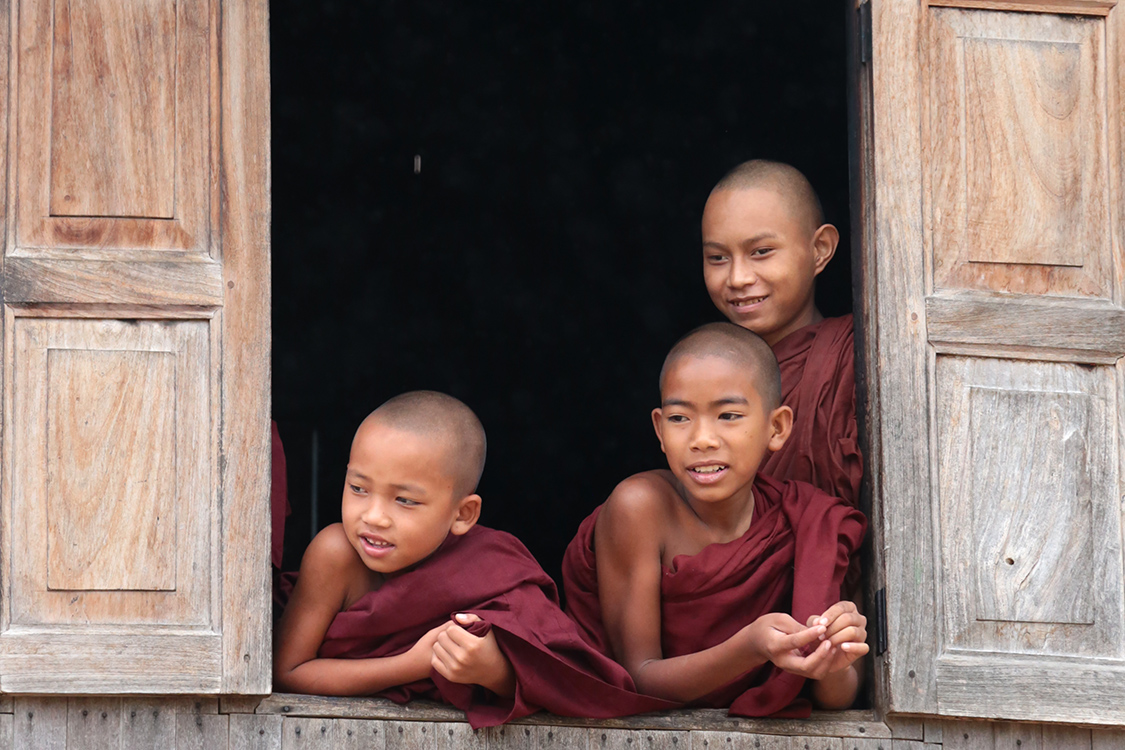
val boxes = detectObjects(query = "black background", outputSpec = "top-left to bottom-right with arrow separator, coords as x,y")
271,1 -> 854,583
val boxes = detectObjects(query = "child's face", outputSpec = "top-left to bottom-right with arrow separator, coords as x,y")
652,355 -> 791,505
341,421 -> 479,575
701,187 -> 834,346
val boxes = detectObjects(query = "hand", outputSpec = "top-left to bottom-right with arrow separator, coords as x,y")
431,613 -> 516,696
805,601 -> 869,676
746,612 -> 846,680
404,621 -> 455,679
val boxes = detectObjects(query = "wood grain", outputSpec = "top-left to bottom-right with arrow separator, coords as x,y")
15,0 -> 212,252
229,713 -> 283,750
219,0 -> 273,694
928,0 -> 1114,15
2,258 -> 224,305
49,0 -> 176,218
65,698 -> 122,750
175,713 -> 229,750
928,8 -> 1110,299
12,697 -> 67,750
870,0 -> 937,716
925,293 -> 1125,360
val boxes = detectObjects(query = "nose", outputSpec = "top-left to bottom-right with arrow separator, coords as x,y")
360,498 -> 391,528
729,255 -> 758,288
689,420 -> 721,452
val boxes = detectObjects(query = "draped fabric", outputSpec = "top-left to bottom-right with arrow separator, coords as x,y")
318,525 -> 676,727
562,474 -> 865,717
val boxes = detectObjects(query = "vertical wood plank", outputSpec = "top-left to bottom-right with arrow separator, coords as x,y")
488,723 -> 534,749
435,722 -> 486,750
923,722 -> 942,744
0,713 -> 11,750
993,723 -> 1041,750
941,721 -> 994,750
792,738 -> 844,750
333,719 -> 386,750
385,721 -> 437,750
67,697 -> 123,750
1091,728 -> 1125,749
282,716 -> 338,749
534,725 -> 590,750
869,0 -> 936,716
229,714 -> 283,750
1040,726 -> 1092,749
219,0 -> 273,695
692,732 -> 790,749
121,699 -> 176,750
12,697 -> 68,750
176,714 -> 229,750
842,741 -> 891,750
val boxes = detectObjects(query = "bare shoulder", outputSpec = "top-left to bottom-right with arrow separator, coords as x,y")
597,471 -> 678,552
297,523 -> 378,608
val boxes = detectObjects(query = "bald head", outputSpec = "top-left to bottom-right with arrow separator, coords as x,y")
661,323 -> 781,410
362,391 -> 487,496
711,160 -> 824,232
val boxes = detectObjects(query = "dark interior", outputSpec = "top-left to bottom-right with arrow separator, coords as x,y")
271,1 -> 854,585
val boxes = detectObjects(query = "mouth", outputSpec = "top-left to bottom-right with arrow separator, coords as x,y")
728,295 -> 768,312
686,463 -> 729,484
359,533 -> 395,556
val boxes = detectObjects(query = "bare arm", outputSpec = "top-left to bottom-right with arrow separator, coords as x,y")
273,524 -> 449,696
594,481 -> 829,703
806,601 -> 868,709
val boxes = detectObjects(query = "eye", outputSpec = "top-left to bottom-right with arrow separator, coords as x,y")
704,251 -> 729,264
395,496 -> 420,507
750,246 -> 775,257
718,412 -> 743,421
348,484 -> 366,495
667,414 -> 689,424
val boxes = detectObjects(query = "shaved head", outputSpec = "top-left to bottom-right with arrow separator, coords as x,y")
711,159 -> 824,232
361,391 -> 486,496
661,323 -> 781,410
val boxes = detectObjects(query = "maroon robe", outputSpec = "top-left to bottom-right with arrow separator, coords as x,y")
561,473 -> 865,718
764,314 -> 862,508
271,420 -> 291,570
318,525 -> 676,728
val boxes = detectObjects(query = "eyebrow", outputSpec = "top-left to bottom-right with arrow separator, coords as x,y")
662,396 -> 750,408
741,231 -> 779,245
391,482 -> 428,496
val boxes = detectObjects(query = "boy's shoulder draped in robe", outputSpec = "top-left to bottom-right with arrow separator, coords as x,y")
561,473 -> 866,718
765,314 -> 862,507
317,524 -> 676,727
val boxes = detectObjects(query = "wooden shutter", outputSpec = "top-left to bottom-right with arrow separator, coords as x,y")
862,0 -> 1125,724
0,0 -> 271,693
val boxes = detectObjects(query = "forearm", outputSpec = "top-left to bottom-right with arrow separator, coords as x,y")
632,630 -> 767,703
476,657 -> 516,698
274,654 -> 428,696
810,663 -> 860,709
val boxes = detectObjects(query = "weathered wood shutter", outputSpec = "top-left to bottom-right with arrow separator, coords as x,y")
0,0 -> 270,693
862,0 -> 1125,724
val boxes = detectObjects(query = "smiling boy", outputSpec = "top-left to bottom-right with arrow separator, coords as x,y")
563,324 -> 867,715
702,160 -> 861,506
275,391 -> 672,727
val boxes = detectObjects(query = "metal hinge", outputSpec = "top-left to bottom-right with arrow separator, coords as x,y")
858,1 -> 872,65
874,587 -> 887,656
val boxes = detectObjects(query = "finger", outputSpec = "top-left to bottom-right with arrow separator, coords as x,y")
826,620 -> 867,644
454,613 -> 482,625
816,600 -> 858,627
431,644 -> 454,678
806,614 -> 820,629
435,631 -> 469,665
839,641 -> 870,658
443,625 -> 483,649
823,611 -> 865,635
827,625 -> 867,647
780,624 -> 825,652
777,638 -> 834,678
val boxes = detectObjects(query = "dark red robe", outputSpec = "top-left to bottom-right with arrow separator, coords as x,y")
561,473 -> 865,718
271,420 -> 291,570
317,525 -> 676,728
764,314 -> 862,508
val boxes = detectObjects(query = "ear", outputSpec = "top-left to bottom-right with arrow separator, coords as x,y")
449,493 -> 482,536
766,405 -> 794,452
810,223 -> 839,276
651,408 -> 668,454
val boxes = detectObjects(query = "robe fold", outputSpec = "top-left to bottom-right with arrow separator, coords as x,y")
764,314 -> 862,508
318,525 -> 676,728
271,420 -> 291,570
561,473 -> 866,718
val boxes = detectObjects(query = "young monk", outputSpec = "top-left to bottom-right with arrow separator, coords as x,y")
562,323 -> 867,716
275,391 -> 673,727
702,160 -> 861,506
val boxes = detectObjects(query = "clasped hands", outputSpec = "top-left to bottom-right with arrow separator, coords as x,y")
750,601 -> 868,680
407,613 -> 514,693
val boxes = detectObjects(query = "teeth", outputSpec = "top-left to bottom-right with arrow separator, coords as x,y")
733,296 -> 766,305
692,465 -> 726,474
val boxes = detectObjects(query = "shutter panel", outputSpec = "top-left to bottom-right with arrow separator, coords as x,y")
0,0 -> 270,693
866,0 -> 1125,724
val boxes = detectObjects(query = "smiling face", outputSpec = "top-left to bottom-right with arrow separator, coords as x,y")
701,187 -> 837,346
653,355 -> 792,508
341,419 -> 480,575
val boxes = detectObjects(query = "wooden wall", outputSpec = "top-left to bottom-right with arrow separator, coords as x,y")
1,695 -> 1123,749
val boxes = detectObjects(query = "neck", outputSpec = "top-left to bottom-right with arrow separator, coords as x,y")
764,305 -> 823,347
674,478 -> 757,543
